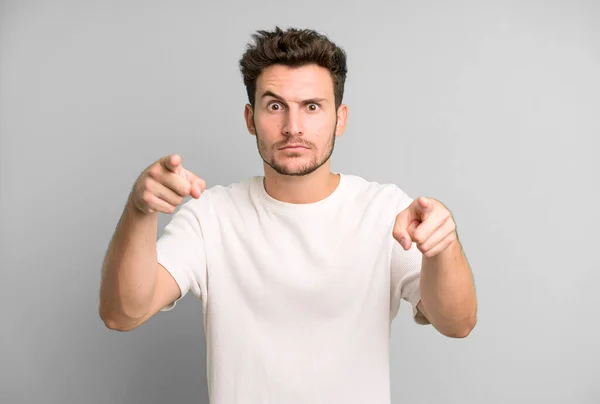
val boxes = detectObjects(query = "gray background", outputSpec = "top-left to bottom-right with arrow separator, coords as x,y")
1,0 -> 599,403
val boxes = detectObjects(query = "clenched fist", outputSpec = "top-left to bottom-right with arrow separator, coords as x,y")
131,154 -> 206,214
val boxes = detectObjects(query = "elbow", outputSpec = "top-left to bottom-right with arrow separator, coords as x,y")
101,316 -> 135,332
99,304 -> 137,332
446,327 -> 472,339
445,316 -> 477,339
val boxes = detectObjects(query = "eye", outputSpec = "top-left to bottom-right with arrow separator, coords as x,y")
307,103 -> 319,112
268,102 -> 283,111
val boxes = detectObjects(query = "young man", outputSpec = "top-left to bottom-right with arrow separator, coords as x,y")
100,27 -> 477,404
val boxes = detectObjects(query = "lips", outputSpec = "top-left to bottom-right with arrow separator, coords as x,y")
280,144 -> 309,150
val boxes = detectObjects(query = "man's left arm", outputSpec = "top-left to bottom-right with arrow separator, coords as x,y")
393,196 -> 477,338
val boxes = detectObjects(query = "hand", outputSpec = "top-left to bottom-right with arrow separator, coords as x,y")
131,154 -> 206,214
392,196 -> 458,258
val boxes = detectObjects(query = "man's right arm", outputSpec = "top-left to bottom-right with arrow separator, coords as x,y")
98,154 -> 205,331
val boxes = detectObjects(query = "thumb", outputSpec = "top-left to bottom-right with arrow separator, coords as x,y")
393,211 -> 413,250
407,220 -> 419,238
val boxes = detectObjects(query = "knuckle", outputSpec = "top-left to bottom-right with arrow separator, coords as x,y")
175,185 -> 189,198
147,165 -> 162,179
421,245 -> 434,257
142,191 -> 153,205
142,180 -> 153,192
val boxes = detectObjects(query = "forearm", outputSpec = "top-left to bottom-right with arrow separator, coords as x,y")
99,193 -> 159,326
419,240 -> 477,337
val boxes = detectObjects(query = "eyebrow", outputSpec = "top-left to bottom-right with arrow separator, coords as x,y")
260,90 -> 328,105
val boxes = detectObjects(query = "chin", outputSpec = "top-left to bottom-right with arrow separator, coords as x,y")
266,158 -> 311,176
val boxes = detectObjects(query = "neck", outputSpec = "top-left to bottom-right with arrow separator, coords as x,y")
262,163 -> 340,204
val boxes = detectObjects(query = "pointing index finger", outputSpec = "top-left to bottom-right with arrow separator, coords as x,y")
405,197 -> 432,222
161,154 -> 182,174
415,196 -> 433,214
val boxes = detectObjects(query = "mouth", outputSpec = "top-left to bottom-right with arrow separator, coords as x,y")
279,145 -> 309,150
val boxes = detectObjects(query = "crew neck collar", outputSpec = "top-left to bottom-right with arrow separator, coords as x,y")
254,173 -> 347,215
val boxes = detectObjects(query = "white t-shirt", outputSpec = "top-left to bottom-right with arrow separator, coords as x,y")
156,173 -> 429,404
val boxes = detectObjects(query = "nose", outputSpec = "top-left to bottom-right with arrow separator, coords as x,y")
282,107 -> 303,137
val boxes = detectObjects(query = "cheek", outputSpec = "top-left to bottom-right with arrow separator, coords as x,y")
311,118 -> 336,138
256,115 -> 281,134
314,113 -> 337,130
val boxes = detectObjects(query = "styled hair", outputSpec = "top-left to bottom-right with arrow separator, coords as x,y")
239,26 -> 348,109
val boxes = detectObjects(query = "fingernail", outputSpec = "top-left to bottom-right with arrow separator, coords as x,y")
399,239 -> 406,249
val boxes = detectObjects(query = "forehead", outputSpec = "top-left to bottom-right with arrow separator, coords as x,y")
256,64 -> 334,101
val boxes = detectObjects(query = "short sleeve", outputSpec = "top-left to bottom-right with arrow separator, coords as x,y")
156,199 -> 207,311
389,192 -> 430,325
390,241 -> 429,324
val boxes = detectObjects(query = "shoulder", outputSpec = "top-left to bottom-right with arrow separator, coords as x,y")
180,176 -> 257,212
341,174 -> 414,210
203,177 -> 255,200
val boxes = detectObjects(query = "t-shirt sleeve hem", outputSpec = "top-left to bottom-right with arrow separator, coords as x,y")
406,286 -> 431,325
157,251 -> 190,312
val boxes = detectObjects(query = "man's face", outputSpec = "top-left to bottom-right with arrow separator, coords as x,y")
244,64 -> 347,176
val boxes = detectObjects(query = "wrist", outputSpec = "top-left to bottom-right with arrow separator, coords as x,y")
125,192 -> 155,218
424,235 -> 461,264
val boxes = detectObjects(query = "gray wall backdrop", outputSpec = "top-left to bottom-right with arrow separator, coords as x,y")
1,0 -> 599,403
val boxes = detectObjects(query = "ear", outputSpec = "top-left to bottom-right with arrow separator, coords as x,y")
244,104 -> 256,136
334,104 -> 348,137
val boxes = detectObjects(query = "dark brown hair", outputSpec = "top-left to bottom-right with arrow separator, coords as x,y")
239,26 -> 348,110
